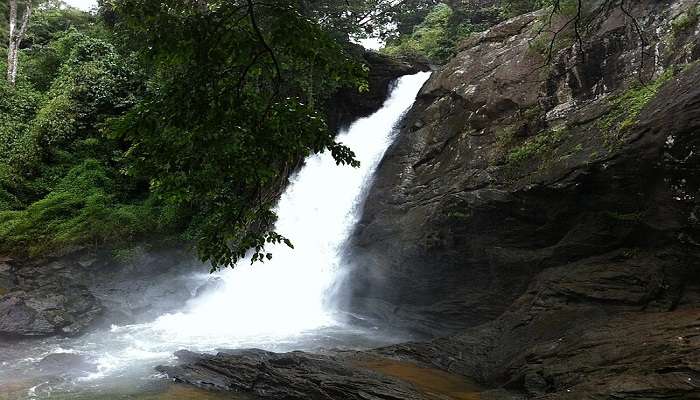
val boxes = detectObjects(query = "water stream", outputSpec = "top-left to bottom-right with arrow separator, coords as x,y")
0,71 -> 431,399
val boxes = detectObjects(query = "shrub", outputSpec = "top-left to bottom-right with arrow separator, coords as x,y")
0,160 -> 160,257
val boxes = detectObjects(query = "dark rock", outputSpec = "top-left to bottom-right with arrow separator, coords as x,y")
326,1 -> 700,399
378,249 -> 700,399
0,284 -> 103,337
157,349 -> 429,400
340,0 -> 700,336
1,247 -> 204,337
0,295 -> 47,336
0,259 -> 16,294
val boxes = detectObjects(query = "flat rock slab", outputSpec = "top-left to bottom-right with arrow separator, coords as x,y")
158,349 -> 442,400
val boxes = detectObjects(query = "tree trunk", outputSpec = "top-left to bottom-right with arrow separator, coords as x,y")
6,0 -> 32,86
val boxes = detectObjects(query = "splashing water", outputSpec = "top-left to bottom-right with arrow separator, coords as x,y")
0,71 -> 431,398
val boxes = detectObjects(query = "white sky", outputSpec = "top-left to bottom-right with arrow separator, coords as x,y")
359,37 -> 383,51
64,0 -> 97,11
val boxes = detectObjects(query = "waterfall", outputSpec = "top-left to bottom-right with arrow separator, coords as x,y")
0,71 -> 431,398
143,71 -> 432,344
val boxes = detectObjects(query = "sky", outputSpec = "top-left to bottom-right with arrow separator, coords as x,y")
64,0 -> 97,11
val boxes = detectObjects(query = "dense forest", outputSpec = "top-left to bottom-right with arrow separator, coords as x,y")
0,0 -> 566,268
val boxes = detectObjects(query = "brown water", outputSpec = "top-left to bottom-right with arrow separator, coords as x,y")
357,358 -> 481,400
122,383 -> 249,400
0,380 -> 248,400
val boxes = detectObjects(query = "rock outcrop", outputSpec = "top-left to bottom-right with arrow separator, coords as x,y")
0,248 -> 201,338
380,248 -> 700,398
331,0 -> 700,398
341,0 -> 700,336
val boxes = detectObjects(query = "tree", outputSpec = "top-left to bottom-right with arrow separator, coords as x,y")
297,0 -> 440,41
108,0 -> 366,269
6,0 -> 33,85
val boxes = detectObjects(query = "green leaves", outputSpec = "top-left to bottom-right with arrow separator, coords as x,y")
1,1 -> 372,266
382,3 -> 468,64
110,0 -> 365,269
0,159 -> 161,257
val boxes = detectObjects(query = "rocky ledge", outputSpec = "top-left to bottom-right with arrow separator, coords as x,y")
157,350 -> 430,400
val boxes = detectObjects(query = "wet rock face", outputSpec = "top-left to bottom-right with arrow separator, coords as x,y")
0,259 -> 16,294
0,283 -> 102,337
157,350 -> 430,400
380,249 -> 700,398
0,248 -> 204,338
332,0 -> 700,398
341,0 -> 700,336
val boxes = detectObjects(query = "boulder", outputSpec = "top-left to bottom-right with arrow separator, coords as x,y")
0,284 -> 103,337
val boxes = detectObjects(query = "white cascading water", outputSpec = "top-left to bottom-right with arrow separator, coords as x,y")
143,71 -> 431,344
0,71 -> 430,398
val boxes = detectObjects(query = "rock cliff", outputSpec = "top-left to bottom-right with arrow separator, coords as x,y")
341,0 -> 700,336
335,0 -> 700,397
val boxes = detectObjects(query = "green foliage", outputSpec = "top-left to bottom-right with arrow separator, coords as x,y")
499,0 -> 576,18
299,0 -> 441,40
507,126 -> 567,164
0,82 -> 43,166
387,0 -> 442,37
0,159 -> 160,257
382,3 -> 473,64
524,0 -> 584,62
24,1 -> 96,48
108,0 -> 366,268
0,9 -> 150,258
599,69 -> 675,145
527,29 -> 573,58
0,0 -> 403,268
671,5 -> 699,38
